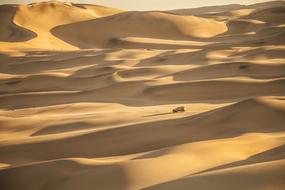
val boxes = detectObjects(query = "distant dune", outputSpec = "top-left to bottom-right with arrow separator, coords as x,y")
51,11 -> 227,48
0,1 -> 285,190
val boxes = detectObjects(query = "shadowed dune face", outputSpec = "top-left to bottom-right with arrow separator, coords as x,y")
0,1 -> 285,190
0,5 -> 37,42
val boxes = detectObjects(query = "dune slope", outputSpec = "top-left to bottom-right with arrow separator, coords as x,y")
0,1 -> 285,190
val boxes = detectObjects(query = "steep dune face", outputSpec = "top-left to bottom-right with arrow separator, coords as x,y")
51,11 -> 227,48
0,1 -> 285,190
0,5 -> 36,42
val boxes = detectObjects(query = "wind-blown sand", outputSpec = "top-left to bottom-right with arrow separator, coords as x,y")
0,1 -> 285,190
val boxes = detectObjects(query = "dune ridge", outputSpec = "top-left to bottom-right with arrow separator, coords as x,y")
0,1 -> 285,190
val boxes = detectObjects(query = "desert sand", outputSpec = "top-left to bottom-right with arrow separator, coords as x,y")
0,0 -> 285,189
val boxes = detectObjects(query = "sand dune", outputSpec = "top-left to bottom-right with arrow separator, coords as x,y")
0,1 -> 122,51
0,1 -> 285,190
51,11 -> 227,48
1,97 -> 285,163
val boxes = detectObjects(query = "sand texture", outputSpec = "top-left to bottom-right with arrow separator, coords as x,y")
0,1 -> 285,190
